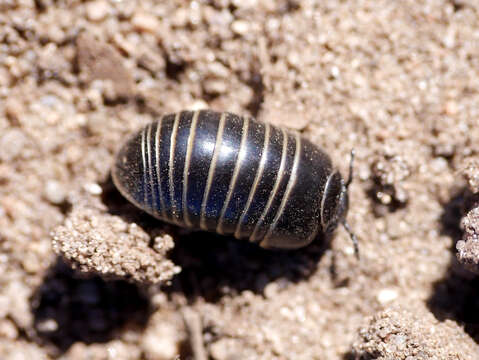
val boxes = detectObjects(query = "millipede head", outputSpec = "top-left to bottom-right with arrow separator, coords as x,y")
320,149 -> 359,259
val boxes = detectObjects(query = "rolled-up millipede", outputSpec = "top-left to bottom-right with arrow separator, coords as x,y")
113,110 -> 357,252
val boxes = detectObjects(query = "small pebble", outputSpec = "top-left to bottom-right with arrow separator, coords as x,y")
210,338 -> 243,360
188,99 -> 209,111
330,66 -> 340,78
44,180 -> 67,205
377,288 -> 398,304
0,129 -> 30,162
443,27 -> 456,49
22,252 -> 43,273
0,296 -> 10,318
0,319 -> 18,340
232,0 -> 258,9
83,182 -> 103,195
444,100 -> 458,116
5,97 -> 23,124
203,79 -> 227,94
86,0 -> 110,22
36,318 -> 59,333
132,12 -> 160,33
142,323 -> 178,360
208,61 -> 229,78
343,245 -> 355,256
264,282 -> 279,299
231,20 -> 250,35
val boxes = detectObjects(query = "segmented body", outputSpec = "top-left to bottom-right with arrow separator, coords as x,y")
113,110 -> 342,249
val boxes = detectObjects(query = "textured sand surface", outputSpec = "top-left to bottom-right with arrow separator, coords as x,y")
2,0 -> 479,359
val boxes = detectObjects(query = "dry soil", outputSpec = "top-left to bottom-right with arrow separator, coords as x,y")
2,0 -> 479,359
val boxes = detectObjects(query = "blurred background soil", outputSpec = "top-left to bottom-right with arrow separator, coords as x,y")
2,0 -> 479,359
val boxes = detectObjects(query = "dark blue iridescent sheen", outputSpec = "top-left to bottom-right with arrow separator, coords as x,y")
113,110 -> 350,250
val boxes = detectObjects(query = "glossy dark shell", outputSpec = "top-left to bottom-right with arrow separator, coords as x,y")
113,110 -> 344,249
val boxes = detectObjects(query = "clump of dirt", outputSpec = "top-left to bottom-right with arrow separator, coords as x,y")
369,151 -> 412,214
457,204 -> 479,274
52,201 -> 179,284
462,158 -> 479,194
457,235 -> 479,274
351,305 -> 479,359
456,159 -> 479,273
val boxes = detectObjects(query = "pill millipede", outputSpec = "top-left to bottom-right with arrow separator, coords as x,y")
112,110 -> 358,257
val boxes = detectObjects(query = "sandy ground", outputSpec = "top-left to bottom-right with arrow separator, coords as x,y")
2,0 -> 479,359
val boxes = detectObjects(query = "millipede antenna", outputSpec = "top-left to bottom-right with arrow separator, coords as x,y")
346,149 -> 355,188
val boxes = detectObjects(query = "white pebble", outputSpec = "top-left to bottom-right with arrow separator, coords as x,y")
132,12 -> 160,33
443,27 -> 456,49
343,245 -> 355,256
44,180 -> 66,205
330,66 -> 340,78
36,318 -> 59,332
142,323 -> 178,359
377,288 -> 398,304
231,20 -> 250,35
0,129 -> 29,162
83,183 -> 102,195
86,0 -> 110,22
0,319 -> 18,339
232,0 -> 258,8
188,100 -> 209,111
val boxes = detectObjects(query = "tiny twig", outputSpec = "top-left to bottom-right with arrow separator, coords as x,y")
182,307 -> 207,360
